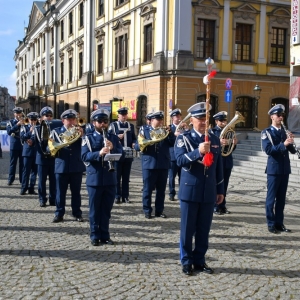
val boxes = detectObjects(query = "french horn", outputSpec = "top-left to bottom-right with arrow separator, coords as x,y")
138,127 -> 169,152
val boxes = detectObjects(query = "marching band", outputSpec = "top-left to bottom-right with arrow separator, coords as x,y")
4,100 -> 296,275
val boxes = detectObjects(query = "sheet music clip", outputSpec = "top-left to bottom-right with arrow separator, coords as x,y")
104,153 -> 122,161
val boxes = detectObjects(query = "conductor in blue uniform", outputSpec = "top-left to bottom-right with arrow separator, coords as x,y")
168,108 -> 183,201
261,104 -> 295,234
20,112 -> 38,195
82,109 -> 123,246
52,109 -> 85,223
6,107 -> 25,185
212,111 -> 237,214
109,107 -> 137,204
174,102 -> 224,276
135,111 -> 176,219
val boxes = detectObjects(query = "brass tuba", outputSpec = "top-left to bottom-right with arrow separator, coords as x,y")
138,127 -> 169,152
219,111 -> 245,157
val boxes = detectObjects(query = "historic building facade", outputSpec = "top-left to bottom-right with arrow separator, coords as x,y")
15,0 -> 291,130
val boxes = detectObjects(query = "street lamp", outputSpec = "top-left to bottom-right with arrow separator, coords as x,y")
253,84 -> 262,128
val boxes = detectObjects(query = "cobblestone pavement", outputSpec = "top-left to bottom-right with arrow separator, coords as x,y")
0,151 -> 300,299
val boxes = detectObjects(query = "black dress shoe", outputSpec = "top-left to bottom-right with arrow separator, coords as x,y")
75,216 -> 84,222
222,207 -> 231,214
214,208 -> 223,215
182,264 -> 193,275
115,197 -> 121,204
52,216 -> 64,223
40,203 -> 46,207
169,195 -> 175,201
275,225 -> 291,232
91,239 -> 100,246
49,202 -> 56,206
20,190 -> 27,195
193,263 -> 214,274
122,198 -> 131,203
268,226 -> 279,234
28,190 -> 37,195
7,181 -> 13,186
155,212 -> 167,218
145,214 -> 152,219
100,238 -> 114,245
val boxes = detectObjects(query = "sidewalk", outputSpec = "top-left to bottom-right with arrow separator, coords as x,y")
0,152 -> 299,299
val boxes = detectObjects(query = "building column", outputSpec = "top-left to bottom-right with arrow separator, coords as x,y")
258,5 -> 266,64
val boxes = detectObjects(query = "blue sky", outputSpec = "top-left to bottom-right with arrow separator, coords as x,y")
0,0 -> 35,96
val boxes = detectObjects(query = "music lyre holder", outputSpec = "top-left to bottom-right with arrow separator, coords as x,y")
104,153 -> 122,161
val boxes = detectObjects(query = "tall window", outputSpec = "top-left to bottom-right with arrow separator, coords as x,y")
51,27 -> 54,47
97,44 -> 103,74
69,57 -> 73,81
144,24 -> 152,62
42,69 -> 45,86
37,72 -> 40,87
51,66 -> 54,85
60,20 -> 64,41
116,0 -> 125,6
43,33 -> 45,52
32,75 -> 35,88
69,11 -> 73,35
196,19 -> 215,59
79,2 -> 84,28
98,0 -> 104,17
271,28 -> 286,65
236,97 -> 254,128
61,62 -> 64,84
235,23 -> 251,62
24,55 -> 26,68
37,39 -> 40,56
79,52 -> 83,78
115,34 -> 128,70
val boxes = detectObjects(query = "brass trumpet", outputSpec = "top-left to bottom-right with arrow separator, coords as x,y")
77,117 -> 86,127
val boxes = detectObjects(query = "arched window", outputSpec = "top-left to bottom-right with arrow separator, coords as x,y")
235,96 -> 254,128
74,102 -> 80,113
136,95 -> 148,128
64,103 -> 70,110
196,94 -> 218,127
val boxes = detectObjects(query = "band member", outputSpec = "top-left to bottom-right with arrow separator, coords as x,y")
168,108 -> 182,201
174,102 -> 224,275
135,111 -> 175,219
35,106 -> 57,207
212,111 -> 237,214
261,104 -> 295,234
52,109 -> 85,223
20,112 -> 38,195
6,107 -> 25,185
82,109 -> 123,246
109,107 -> 137,204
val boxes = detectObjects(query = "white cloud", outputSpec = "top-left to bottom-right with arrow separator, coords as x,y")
0,29 -> 13,36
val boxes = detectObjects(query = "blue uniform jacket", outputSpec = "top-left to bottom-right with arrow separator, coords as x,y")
20,125 -> 37,157
33,125 -> 55,165
174,129 -> 224,202
212,125 -> 235,169
52,126 -> 85,173
135,126 -> 175,169
169,124 -> 177,162
261,126 -> 296,175
81,130 -> 123,186
109,121 -> 137,147
6,119 -> 23,151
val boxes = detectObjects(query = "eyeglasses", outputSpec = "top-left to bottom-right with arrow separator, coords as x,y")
276,113 -> 285,117
217,119 -> 227,122
96,119 -> 109,124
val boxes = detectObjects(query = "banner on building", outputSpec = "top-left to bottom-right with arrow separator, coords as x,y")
112,99 -> 137,120
96,103 -> 112,114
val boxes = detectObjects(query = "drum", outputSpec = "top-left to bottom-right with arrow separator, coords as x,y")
123,147 -> 134,158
